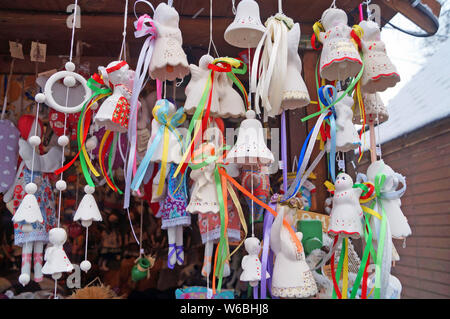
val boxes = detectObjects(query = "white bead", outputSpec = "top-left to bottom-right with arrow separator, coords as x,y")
21,223 -> 33,233
63,75 -> 76,88
84,185 -> 95,194
28,135 -> 41,147
57,135 -> 69,147
85,136 -> 98,151
25,183 -> 37,194
55,180 -> 67,191
80,260 -> 91,273
246,110 -> 256,119
81,219 -> 92,228
65,61 -> 76,72
35,93 -> 46,104
52,272 -> 62,280
19,273 -> 30,287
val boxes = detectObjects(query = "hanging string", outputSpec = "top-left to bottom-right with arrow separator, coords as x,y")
119,0 -> 129,60
208,0 -> 219,57
84,226 -> 89,261
376,114 -> 382,160
1,59 -> 15,120
139,199 -> 144,256
248,47 -> 251,107
68,0 -> 78,63
29,102 -> 41,184
278,0 -> 283,13
251,165 -> 255,237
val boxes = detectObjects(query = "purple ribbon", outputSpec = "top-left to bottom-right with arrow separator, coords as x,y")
260,198 -> 277,299
281,111 -> 288,195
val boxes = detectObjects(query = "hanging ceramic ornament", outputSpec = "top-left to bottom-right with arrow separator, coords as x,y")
317,7 -> 363,81
327,173 -> 364,238
184,54 -> 220,116
240,237 -> 270,287
224,0 -> 266,48
366,160 -> 411,239
216,71 -> 246,118
325,91 -> 361,152
281,22 -> 310,110
226,110 -> 274,165
73,185 -> 102,272
359,20 -> 400,94
94,61 -> 134,133
270,198 -> 318,298
42,228 -> 74,280
353,92 -> 389,124
149,2 -> 190,81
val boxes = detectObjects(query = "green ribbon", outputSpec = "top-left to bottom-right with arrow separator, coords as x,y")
332,238 -> 346,299
107,132 -> 123,194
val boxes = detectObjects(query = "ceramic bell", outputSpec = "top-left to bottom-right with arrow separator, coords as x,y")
359,20 -> 400,94
281,22 -> 310,110
73,186 -> 102,228
94,61 -> 133,133
224,0 -> 266,48
216,71 -> 246,118
319,8 -> 363,81
327,173 -> 364,238
226,110 -> 274,165
11,183 -> 43,232
326,91 -> 361,152
0,120 -> 19,193
184,55 -> 220,116
366,160 -> 411,239
41,228 -> 73,279
149,2 -> 190,81
353,92 -> 389,124
240,237 -> 269,287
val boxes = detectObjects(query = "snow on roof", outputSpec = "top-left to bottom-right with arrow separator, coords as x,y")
360,38 -> 450,149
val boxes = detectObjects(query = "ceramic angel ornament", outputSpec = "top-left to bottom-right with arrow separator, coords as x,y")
318,7 -> 362,81
326,91 -> 361,152
328,173 -> 364,238
359,20 -> 400,93
149,2 -> 190,81
366,160 -> 411,239
270,198 -> 318,298
281,22 -> 310,110
240,237 -> 270,287
94,61 -> 133,133
353,93 -> 389,125
42,228 -> 74,279
216,71 -> 246,118
184,55 -> 220,116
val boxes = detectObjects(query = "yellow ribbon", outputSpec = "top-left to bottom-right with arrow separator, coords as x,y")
313,21 -> 324,43
342,237 -> 349,299
227,182 -> 248,258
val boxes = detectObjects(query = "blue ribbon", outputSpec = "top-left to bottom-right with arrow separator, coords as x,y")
319,85 -> 338,183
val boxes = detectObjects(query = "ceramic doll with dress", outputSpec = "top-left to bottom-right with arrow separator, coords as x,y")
326,91 -> 361,152
359,20 -> 400,93
41,228 -> 74,279
216,70 -> 246,118
149,2 -> 190,81
281,22 -> 310,110
94,61 -> 133,133
327,173 -> 364,238
270,197 -> 318,298
318,7 -> 363,81
3,115 -> 60,286
353,92 -> 389,125
240,237 -> 270,287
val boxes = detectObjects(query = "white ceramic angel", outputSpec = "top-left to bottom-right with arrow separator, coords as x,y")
216,71 -> 246,118
270,199 -> 318,298
240,237 -> 270,287
366,160 -> 411,239
326,91 -> 361,152
353,93 -> 389,125
94,61 -> 133,133
281,22 -> 310,110
318,7 -> 362,81
149,2 -> 190,81
328,173 -> 364,238
42,228 -> 74,279
359,20 -> 400,94
184,54 -> 220,116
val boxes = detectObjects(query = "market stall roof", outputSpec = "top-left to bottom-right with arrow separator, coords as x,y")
0,0 -> 440,74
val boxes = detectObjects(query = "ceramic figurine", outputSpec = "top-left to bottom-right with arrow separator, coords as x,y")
359,20 -> 400,94
42,228 -> 74,279
270,198 -> 318,298
281,22 -> 310,110
353,92 -> 389,125
94,61 -> 133,133
327,173 -> 364,238
216,71 -> 246,118
318,7 -> 363,81
149,2 -> 190,81
240,237 -> 270,287
3,115 -> 60,286
326,91 -> 361,152
184,55 -> 220,116
366,160 -> 411,239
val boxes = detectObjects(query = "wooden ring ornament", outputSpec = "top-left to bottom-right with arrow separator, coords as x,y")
44,70 -> 92,114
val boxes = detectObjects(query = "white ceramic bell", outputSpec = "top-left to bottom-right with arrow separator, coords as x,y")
226,110 -> 274,165
12,183 -> 43,226
353,93 -> 389,124
224,0 -> 266,48
281,22 -> 310,110
42,228 -> 74,277
73,186 -> 102,228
